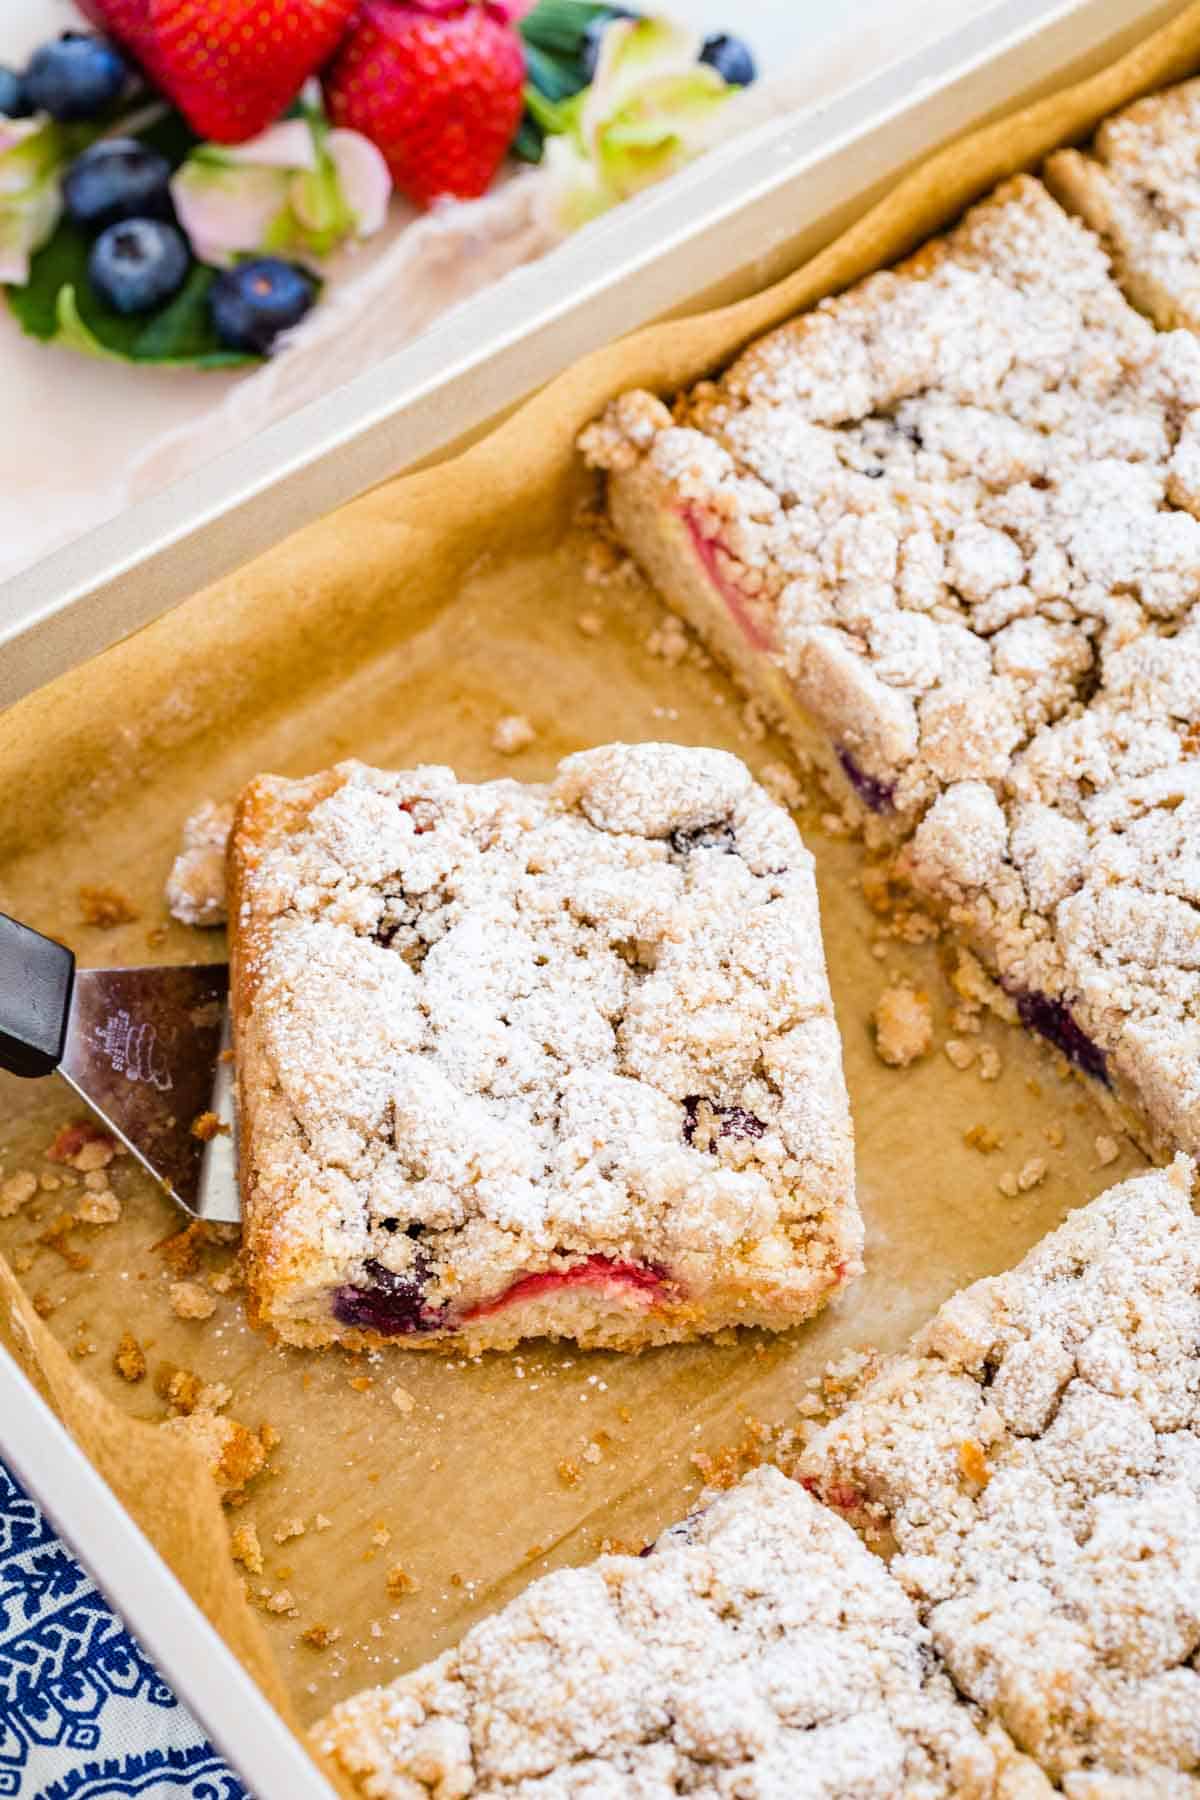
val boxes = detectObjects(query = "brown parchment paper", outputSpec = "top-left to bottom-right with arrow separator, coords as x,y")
2,3 -> 1200,1781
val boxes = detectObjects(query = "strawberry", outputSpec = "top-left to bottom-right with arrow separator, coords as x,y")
324,1 -> 525,209
148,0 -> 358,144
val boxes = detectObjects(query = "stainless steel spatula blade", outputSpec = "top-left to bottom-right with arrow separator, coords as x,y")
1,913 -> 239,1223
61,966 -> 239,1223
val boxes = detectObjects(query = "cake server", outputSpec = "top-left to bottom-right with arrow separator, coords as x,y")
0,913 -> 240,1224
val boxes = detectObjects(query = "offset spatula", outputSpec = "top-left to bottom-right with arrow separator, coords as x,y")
0,914 -> 240,1224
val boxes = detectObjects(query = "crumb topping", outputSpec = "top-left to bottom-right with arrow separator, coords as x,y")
232,747 -> 857,1337
802,1159 -> 1200,1788
313,1466 -> 1039,1798
166,799 -> 233,929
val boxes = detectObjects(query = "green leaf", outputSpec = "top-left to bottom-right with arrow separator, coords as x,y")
3,109 -> 259,368
520,0 -> 616,60
7,220 -> 254,367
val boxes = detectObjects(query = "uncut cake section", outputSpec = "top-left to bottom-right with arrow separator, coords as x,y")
312,1465 -> 1046,1799
801,1160 -> 1200,1795
1047,77 -> 1200,334
582,169 -> 1200,1156
228,743 -> 860,1352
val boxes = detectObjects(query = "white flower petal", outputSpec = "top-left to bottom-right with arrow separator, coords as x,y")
328,130 -> 391,239
219,119 -> 318,173
171,160 -> 292,266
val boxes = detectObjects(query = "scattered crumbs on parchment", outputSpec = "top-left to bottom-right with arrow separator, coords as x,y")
575,610 -> 603,637
169,1280 -> 217,1321
390,1386 -> 416,1415
273,1517 -> 306,1545
112,1331 -> 147,1384
945,1039 -> 977,1071
1096,1134 -> 1122,1166
37,1215 -> 90,1271
871,985 -> 933,1068
76,1188 -> 121,1225
78,885 -> 140,928
301,1623 -> 342,1650
757,760 -> 804,813
314,1513 -> 333,1532
1017,1157 -> 1048,1192
645,614 -> 689,664
264,1588 -> 297,1616
557,1459 -> 581,1488
978,1044 -> 1002,1082
1043,1122 -> 1067,1149
491,714 -> 537,756
370,1525 -> 392,1549
997,1170 -> 1020,1198
386,1566 -> 419,1598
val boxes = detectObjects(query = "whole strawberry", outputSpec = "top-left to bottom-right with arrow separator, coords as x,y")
324,1 -> 525,208
149,0 -> 358,143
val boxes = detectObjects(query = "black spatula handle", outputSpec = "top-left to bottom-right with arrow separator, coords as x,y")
0,913 -> 76,1079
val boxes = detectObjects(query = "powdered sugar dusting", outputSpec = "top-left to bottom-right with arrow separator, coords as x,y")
312,1465 -> 1040,1798
803,1159 -> 1200,1790
231,747 -> 858,1348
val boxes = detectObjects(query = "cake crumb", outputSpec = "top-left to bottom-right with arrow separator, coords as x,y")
45,1120 -> 120,1169
265,1588 -> 296,1616
389,1386 -> 415,1414
37,1214 -> 90,1271
231,1521 -> 264,1576
259,1423 -> 282,1454
997,1171 -> 1020,1198
0,1171 -> 37,1218
1095,1134 -> 1121,1166
582,1442 -> 603,1465
977,1045 -> 1002,1082
575,610 -> 603,637
112,1331 -> 147,1384
191,1111 -> 228,1142
170,1280 -> 217,1321
757,761 -> 803,813
370,1525 -> 392,1549
76,1188 -> 121,1225
386,1565 -> 419,1597
1017,1157 -> 1047,1192
491,714 -> 536,756
645,614 -> 690,664
944,1039 -> 977,1071
301,1623 -> 342,1650
78,885 -> 139,928
958,1440 -> 991,1488
314,1513 -> 333,1532
1043,1123 -> 1066,1149
162,1410 -> 266,1500
963,1123 -> 1003,1153
39,1172 -> 61,1192
872,985 -> 933,1068
273,1517 -> 306,1545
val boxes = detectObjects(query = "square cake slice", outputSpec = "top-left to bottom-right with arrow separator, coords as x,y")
229,743 -> 860,1351
1047,78 -> 1200,332
311,1465 -> 1046,1799
801,1159 -> 1200,1793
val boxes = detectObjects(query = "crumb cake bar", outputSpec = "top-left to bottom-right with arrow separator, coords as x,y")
802,1159 -> 1200,1795
1048,78 -> 1200,332
312,1465 -> 1045,1799
582,168 -> 1200,1156
229,744 -> 860,1351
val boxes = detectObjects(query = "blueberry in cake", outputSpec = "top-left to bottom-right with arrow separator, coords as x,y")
581,161 -> 1200,1157
1047,77 -> 1200,333
312,1465 -> 1045,1799
802,1159 -> 1200,1793
229,743 -> 860,1351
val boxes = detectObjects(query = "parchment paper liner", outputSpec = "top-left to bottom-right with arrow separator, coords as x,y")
2,5 -> 1198,1784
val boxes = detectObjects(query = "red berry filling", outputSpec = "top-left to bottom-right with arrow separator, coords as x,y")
462,1255 -> 670,1323
333,1256 -> 447,1337
682,507 -> 776,653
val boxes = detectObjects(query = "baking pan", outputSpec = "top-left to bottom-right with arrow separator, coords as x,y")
1,3 -> 1195,1796
0,0 -> 1182,710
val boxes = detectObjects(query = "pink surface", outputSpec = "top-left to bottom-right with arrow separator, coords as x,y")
463,1255 -> 670,1321
683,507 -> 775,652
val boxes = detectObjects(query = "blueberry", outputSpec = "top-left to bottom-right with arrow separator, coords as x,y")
332,1257 -> 445,1337
670,820 -> 737,856
89,219 -> 190,316
682,1095 -> 766,1147
581,7 -> 640,82
209,258 -> 318,356
0,66 -> 30,118
64,139 -> 173,234
24,32 -> 127,123
1014,991 -> 1110,1087
699,32 -> 756,86
835,747 -> 895,815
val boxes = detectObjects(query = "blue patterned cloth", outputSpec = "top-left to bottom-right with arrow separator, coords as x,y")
0,1459 -> 247,1800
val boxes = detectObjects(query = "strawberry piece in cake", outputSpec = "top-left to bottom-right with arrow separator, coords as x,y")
802,1159 -> 1200,1793
229,743 -> 859,1351
1048,77 -> 1200,334
311,1465 -> 1045,1799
